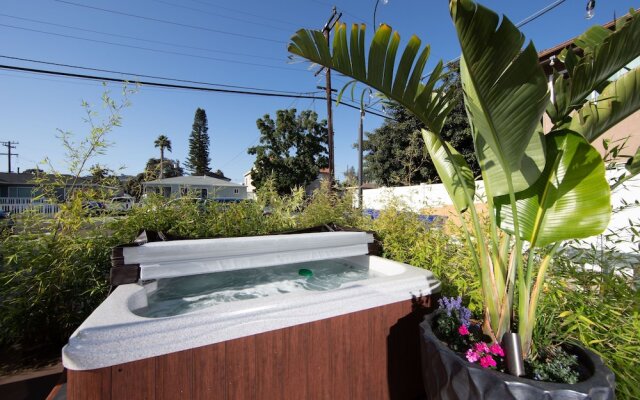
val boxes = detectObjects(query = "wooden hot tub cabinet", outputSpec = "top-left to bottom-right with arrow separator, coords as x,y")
67,297 -> 433,400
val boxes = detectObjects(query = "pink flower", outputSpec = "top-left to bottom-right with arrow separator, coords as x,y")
489,343 -> 504,357
479,355 -> 497,368
458,325 -> 470,336
466,349 -> 480,363
474,342 -> 489,354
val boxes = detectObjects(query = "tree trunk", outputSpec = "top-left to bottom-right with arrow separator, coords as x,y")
160,148 -> 164,179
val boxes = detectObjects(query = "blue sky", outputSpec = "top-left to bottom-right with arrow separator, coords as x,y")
1,0 -> 638,183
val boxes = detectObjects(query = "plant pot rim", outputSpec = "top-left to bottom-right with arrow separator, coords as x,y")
421,311 -> 615,391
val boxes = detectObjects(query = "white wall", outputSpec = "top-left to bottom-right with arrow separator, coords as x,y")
362,182 -> 486,213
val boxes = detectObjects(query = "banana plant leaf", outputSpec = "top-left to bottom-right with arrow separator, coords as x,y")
422,129 -> 475,212
495,131 -> 611,247
288,23 -> 454,134
452,0 -> 549,196
548,11 -> 640,124
569,67 -> 640,143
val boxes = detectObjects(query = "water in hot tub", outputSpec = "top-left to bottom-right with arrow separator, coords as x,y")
137,259 -> 373,318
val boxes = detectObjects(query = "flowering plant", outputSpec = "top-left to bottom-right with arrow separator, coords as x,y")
435,296 -> 505,370
287,0 -> 640,359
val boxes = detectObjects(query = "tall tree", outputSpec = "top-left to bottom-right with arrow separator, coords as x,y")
185,108 -> 211,175
144,158 -> 184,179
153,134 -> 172,179
342,165 -> 357,187
248,108 -> 328,194
362,64 -> 479,186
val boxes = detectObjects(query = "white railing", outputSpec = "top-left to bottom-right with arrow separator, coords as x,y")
0,197 -> 60,215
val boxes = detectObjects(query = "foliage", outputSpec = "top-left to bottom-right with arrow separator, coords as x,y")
144,157 -> 184,179
0,86 -> 132,350
287,0 -> 640,358
154,134 -> 172,179
342,165 -> 357,187
533,248 -> 640,398
530,346 -> 579,384
361,68 -> 478,186
248,108 -> 328,195
185,108 -> 211,175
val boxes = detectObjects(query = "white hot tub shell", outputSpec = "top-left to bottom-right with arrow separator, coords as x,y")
62,231 -> 441,400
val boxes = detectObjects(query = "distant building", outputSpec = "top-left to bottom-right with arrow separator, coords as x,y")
305,168 -> 331,196
538,12 -> 640,162
0,172 -> 94,200
142,175 -> 247,201
243,170 -> 256,200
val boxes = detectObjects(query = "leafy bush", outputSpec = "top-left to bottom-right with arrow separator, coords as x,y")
371,202 -> 482,314
533,257 -> 640,399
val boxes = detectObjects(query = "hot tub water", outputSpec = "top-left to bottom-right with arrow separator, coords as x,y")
136,259 -> 373,318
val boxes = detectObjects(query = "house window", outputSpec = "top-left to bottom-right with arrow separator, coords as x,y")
201,189 -> 208,199
8,187 -> 34,198
234,189 -> 239,194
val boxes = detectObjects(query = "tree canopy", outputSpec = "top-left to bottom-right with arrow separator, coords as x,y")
185,108 -> 211,175
362,65 -> 479,186
248,108 -> 328,194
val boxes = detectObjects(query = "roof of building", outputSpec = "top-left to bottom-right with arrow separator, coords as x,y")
143,175 -> 244,187
537,11 -> 636,73
0,172 -> 91,186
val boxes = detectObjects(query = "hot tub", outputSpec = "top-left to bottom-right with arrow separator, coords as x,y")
63,231 -> 440,399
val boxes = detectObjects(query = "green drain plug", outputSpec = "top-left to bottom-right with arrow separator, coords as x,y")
298,268 -> 313,278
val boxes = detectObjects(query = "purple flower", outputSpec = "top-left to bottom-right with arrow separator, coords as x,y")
437,296 -> 471,326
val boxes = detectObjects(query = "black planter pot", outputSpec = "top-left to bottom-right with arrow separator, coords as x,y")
419,312 -> 615,400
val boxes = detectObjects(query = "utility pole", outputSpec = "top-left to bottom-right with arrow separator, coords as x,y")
358,107 -> 364,208
0,141 -> 18,173
316,7 -> 341,187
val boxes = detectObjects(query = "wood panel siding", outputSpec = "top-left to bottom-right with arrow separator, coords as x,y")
66,296 -> 434,400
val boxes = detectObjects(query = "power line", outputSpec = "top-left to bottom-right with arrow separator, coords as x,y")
0,23 -> 302,72
151,0 -> 292,33
422,0 -> 570,79
53,0 -> 286,44
0,63 -> 392,119
0,14 -> 284,62
0,55 -> 319,95
516,0 -> 568,28
185,0 -> 299,28
310,0 -> 367,24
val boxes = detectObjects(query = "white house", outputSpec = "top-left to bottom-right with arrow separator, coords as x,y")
143,175 -> 247,201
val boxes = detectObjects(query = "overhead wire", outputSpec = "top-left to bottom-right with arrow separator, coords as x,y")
0,63 -> 392,119
185,0 -> 299,28
0,24 -> 302,72
0,14 -> 284,62
150,0 -> 292,33
0,55 -> 318,95
53,0 -> 286,44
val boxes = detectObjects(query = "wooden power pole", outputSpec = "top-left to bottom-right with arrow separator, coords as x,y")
0,141 -> 18,173
319,7 -> 341,186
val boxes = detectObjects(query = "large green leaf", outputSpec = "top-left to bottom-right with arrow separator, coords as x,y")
473,123 -> 547,197
422,129 -> 475,212
452,0 -> 549,195
495,131 -> 611,247
288,24 -> 454,134
569,67 -> 640,143
548,11 -> 640,123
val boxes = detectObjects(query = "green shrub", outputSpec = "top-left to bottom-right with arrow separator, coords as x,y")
533,257 -> 640,399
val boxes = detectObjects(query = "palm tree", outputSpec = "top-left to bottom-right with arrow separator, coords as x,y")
154,135 -> 172,179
